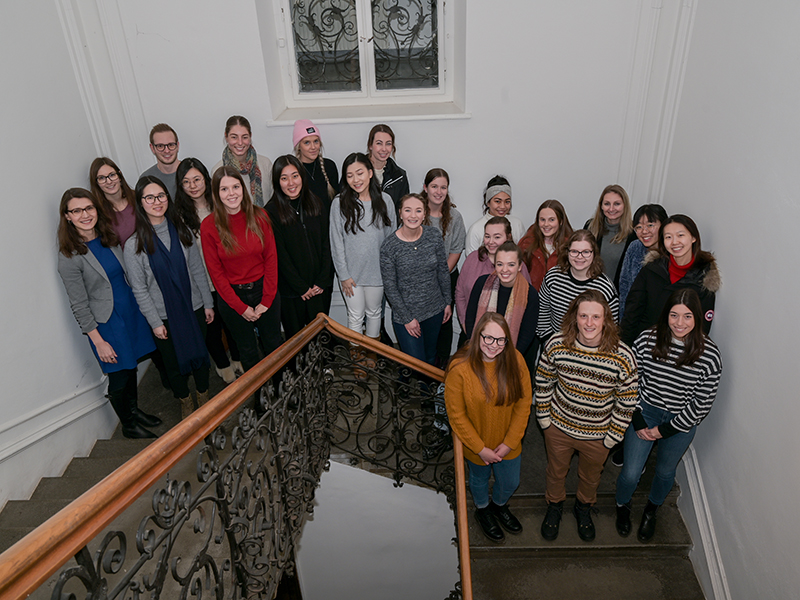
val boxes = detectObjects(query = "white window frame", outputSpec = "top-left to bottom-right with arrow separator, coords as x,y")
257,0 -> 466,123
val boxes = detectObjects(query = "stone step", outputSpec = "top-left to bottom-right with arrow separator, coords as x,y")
471,555 -> 705,600
0,527 -> 35,553
0,499 -> 73,529
468,497 -> 690,558
60,456 -> 132,482
88,437 -> 152,459
28,476 -> 105,502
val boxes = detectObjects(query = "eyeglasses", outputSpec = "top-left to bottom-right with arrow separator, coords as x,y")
142,193 -> 168,205
66,205 -> 97,217
182,176 -> 204,188
634,222 -> 658,233
480,334 -> 508,347
96,172 -> 119,184
568,249 -> 594,258
153,142 -> 177,152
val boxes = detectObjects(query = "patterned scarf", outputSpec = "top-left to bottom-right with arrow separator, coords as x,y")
223,144 -> 264,207
475,272 -> 528,347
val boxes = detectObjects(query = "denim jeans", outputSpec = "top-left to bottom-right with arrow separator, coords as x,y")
615,402 -> 697,506
392,311 -> 443,365
467,454 -> 522,509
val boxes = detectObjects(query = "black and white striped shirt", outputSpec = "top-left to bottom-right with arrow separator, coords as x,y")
633,329 -> 723,436
537,267 -> 619,339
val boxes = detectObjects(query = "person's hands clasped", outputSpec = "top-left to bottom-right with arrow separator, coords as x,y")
478,446 -> 503,465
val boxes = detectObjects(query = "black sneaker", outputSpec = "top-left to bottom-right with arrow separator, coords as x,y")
573,499 -> 596,541
541,501 -> 563,541
491,502 -> 522,534
611,447 -> 624,467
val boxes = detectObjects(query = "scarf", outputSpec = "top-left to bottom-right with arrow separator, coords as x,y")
147,219 -> 209,375
223,145 -> 264,207
474,272 -> 529,347
668,254 -> 696,284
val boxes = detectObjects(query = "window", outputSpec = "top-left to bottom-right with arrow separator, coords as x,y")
258,0 -> 466,122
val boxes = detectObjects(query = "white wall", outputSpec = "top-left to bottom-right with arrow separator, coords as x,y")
296,461 -> 458,599
663,1 -> 800,598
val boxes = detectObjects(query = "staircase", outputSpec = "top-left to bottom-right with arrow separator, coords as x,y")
468,425 -> 705,600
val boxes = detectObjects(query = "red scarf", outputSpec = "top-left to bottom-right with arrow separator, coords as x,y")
475,273 -> 528,346
668,254 -> 696,284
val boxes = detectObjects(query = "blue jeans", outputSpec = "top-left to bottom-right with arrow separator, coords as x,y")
392,311 -> 443,365
467,454 -> 522,509
615,402 -> 697,506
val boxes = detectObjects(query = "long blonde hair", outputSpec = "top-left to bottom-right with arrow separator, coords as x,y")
587,184 -> 633,244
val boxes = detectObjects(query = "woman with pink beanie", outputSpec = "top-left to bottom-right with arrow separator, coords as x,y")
293,119 -> 340,211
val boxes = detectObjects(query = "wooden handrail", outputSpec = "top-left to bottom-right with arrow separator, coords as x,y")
0,314 -> 472,600
452,434 -> 473,600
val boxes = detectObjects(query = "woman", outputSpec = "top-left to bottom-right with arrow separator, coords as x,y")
293,119 -> 340,209
465,176 -> 527,255
367,124 -> 409,206
518,199 -> 574,290
537,230 -> 619,341
422,168 -> 466,365
329,153 -> 396,339
379,194 -> 451,364
265,155 -> 333,338
213,115 -> 273,207
621,214 -> 720,346
464,241 -> 539,357
615,289 -> 722,541
57,188 -> 158,439
618,204 -> 669,319
455,217 -> 532,337
585,184 -> 637,288
536,291 -> 637,541
201,167 -> 283,386
124,177 -> 214,420
174,158 -> 241,383
89,157 -> 138,246
445,312 -> 532,542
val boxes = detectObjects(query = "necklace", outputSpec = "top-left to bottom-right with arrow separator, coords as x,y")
398,226 -> 422,250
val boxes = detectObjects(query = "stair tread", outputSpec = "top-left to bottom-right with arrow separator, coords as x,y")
89,438 -> 153,458
468,500 -> 691,556
61,456 -> 134,481
0,527 -> 37,553
0,499 -> 74,529
471,555 -> 705,600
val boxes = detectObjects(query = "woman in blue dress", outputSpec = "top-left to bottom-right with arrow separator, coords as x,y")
57,188 -> 159,438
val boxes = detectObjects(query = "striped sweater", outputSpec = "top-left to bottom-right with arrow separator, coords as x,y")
537,268 -> 619,339
632,329 -> 723,438
535,333 -> 638,448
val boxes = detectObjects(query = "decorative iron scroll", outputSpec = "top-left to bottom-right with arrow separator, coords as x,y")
371,0 -> 439,90
49,331 -> 458,599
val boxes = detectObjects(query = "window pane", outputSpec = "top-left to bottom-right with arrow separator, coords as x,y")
291,0 -> 361,93
371,0 -> 439,91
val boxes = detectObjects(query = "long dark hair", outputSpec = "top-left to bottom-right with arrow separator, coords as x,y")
652,288 -> 706,367
337,152 -> 392,235
421,168 -> 456,239
131,176 -> 194,255
658,214 -> 712,263
173,158 -> 213,235
557,229 -> 605,279
89,157 -> 136,214
269,154 -> 322,226
447,312 -> 524,407
561,290 -> 620,352
522,199 -> 573,265
57,188 -> 119,257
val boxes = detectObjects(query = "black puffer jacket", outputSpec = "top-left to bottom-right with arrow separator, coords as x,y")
380,157 -> 410,206
620,250 -> 721,346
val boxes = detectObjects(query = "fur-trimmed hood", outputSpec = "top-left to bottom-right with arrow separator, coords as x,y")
643,249 -> 721,293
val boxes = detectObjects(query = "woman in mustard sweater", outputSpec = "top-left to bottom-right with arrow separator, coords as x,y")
445,312 -> 532,543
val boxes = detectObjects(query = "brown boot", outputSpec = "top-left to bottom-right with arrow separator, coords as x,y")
196,390 -> 210,408
179,396 -> 194,420
350,345 -> 367,379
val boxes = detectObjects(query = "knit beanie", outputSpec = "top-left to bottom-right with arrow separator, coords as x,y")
293,119 -> 321,147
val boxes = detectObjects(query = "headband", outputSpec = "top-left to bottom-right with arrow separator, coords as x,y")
484,184 -> 512,203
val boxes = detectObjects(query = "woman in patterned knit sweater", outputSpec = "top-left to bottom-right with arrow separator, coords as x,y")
445,312 -> 532,543
615,289 -> 722,542
380,194 -> 451,364
535,290 -> 638,542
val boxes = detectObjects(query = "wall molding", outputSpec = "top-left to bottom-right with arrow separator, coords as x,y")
679,445 -> 732,600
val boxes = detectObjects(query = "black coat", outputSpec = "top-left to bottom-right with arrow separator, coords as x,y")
380,157 -> 410,206
620,251 -> 720,346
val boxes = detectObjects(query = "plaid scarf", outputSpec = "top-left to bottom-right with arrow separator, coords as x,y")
475,272 -> 528,347
223,145 -> 264,207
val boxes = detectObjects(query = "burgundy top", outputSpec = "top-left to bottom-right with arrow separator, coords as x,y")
111,203 -> 136,247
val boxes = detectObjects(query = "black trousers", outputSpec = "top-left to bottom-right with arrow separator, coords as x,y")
205,291 -> 240,367
435,268 -> 459,367
280,288 -> 332,340
153,309 -> 209,399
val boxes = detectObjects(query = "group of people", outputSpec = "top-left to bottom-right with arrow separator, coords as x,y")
56,116 -> 723,546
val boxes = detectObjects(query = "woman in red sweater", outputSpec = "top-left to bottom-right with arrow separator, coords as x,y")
518,199 -> 573,290
201,166 -> 282,381
445,312 -> 532,543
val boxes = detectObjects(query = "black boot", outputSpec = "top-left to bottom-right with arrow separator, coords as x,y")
638,500 -> 659,542
573,499 -> 596,542
490,501 -> 523,534
541,501 -> 563,541
475,506 -> 504,542
107,389 -> 156,439
616,502 -> 632,537
124,372 -> 162,428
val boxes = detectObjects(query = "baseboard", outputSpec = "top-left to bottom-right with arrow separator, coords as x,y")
677,446 -> 731,600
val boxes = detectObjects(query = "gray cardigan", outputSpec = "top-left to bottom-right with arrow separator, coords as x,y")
57,245 -> 126,334
123,220 -> 213,329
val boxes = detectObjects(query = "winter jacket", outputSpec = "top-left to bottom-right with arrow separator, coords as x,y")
379,157 -> 410,207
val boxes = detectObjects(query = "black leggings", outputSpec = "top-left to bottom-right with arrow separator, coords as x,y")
218,283 -> 283,373
153,309 -> 209,398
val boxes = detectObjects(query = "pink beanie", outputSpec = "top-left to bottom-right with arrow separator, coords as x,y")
293,119 -> 321,147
